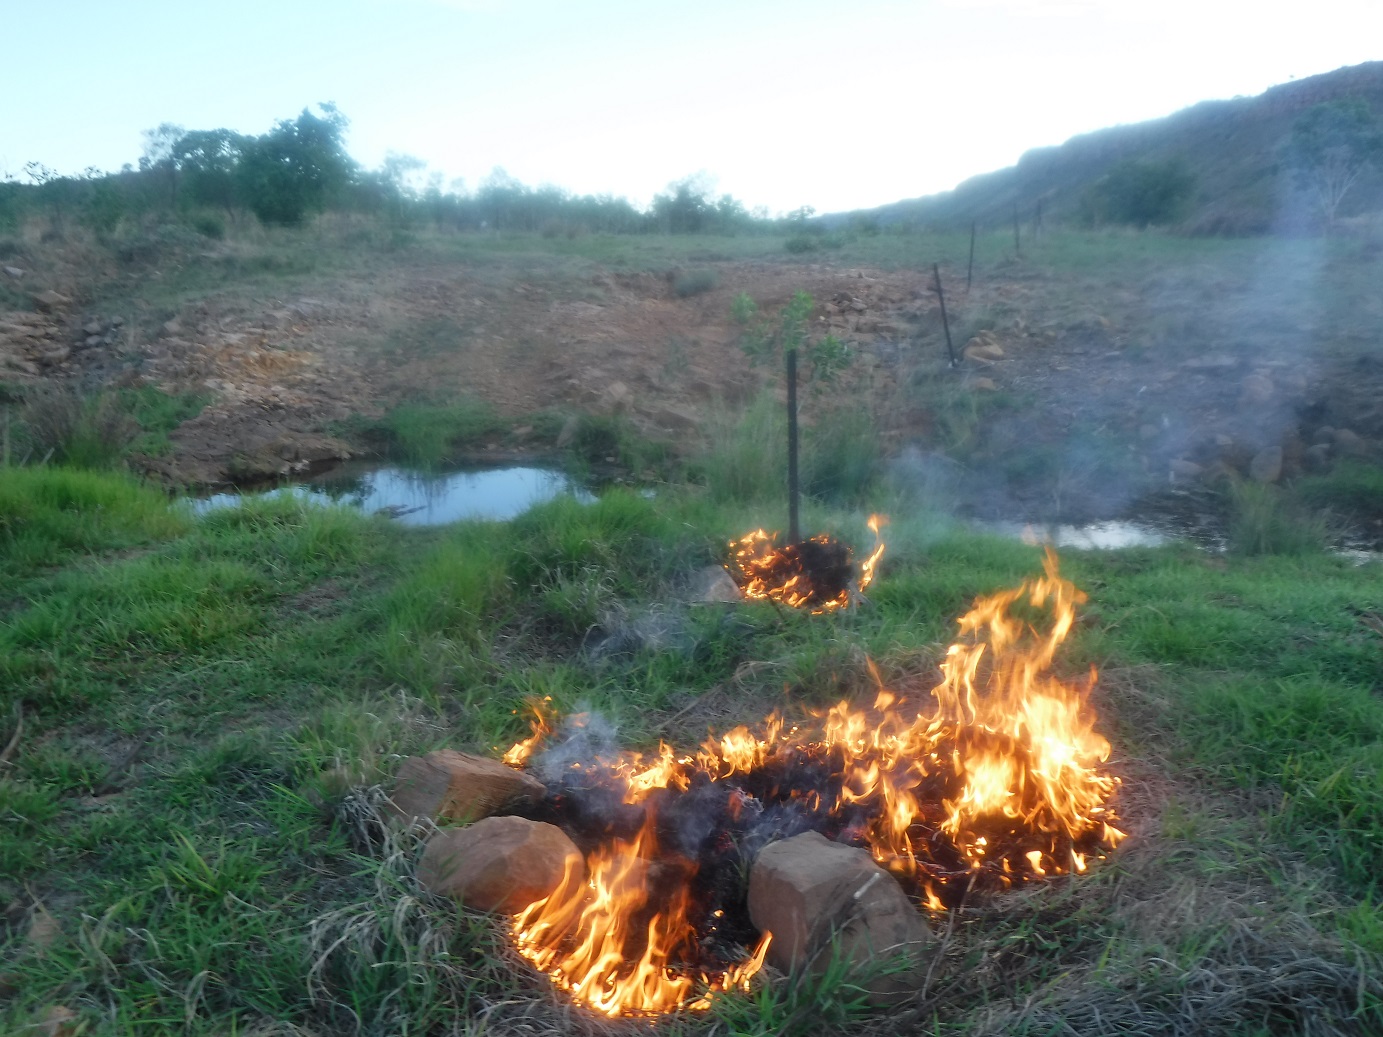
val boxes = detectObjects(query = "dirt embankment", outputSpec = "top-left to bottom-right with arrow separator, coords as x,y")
3,241 -> 1381,519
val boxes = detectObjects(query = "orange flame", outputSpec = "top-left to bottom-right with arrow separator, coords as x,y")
502,548 -> 1123,1016
512,821 -> 772,1017
727,514 -> 887,613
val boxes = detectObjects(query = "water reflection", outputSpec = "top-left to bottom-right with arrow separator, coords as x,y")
195,465 -> 592,526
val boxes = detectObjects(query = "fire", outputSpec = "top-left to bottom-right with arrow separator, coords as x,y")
512,823 -> 773,1017
502,548 -> 1123,1016
726,514 -> 887,612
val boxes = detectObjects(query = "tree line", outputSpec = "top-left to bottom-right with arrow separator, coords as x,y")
0,105 -> 790,240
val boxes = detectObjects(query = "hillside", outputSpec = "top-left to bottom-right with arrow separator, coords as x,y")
850,61 -> 1383,235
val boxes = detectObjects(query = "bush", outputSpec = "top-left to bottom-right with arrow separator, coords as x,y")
672,269 -> 718,297
190,211 -> 226,239
381,399 -> 504,467
18,387 -> 139,468
1226,480 -> 1328,556
784,235 -> 818,254
1081,159 -> 1196,228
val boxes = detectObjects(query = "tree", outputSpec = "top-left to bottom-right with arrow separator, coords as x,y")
651,174 -> 715,233
140,123 -> 185,210
172,128 -> 247,216
1081,159 -> 1195,228
236,104 -> 355,226
1285,100 -> 1383,230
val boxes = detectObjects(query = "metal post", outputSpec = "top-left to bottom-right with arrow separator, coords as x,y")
933,263 -> 957,367
786,347 -> 800,544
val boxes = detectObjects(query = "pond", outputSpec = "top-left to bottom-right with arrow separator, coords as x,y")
193,463 -> 593,526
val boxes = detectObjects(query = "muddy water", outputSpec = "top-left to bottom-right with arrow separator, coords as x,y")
194,463 -> 593,526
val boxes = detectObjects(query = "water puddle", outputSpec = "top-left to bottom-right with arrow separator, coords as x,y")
194,464 -> 593,526
973,519 -> 1170,550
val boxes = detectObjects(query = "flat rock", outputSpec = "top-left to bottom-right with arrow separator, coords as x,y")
1169,458 -> 1203,484
691,565 -> 742,603
748,831 -> 933,1006
2,266 -> 23,279
32,291 -> 71,313
418,816 -> 582,914
1334,428 -> 1366,457
390,749 -> 545,825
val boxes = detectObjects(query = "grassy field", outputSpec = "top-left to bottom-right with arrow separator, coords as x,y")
2,456 -> 1381,1036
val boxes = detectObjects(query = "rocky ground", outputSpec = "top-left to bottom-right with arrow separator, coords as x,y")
2,234 -> 1380,527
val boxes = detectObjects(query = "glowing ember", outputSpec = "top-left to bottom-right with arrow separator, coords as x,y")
502,548 -> 1123,1017
727,514 -> 887,612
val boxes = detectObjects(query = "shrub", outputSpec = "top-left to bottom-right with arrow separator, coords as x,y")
19,386 -> 139,468
784,234 -> 818,254
673,269 -> 718,297
1081,159 -> 1196,228
190,211 -> 226,239
1226,480 -> 1328,556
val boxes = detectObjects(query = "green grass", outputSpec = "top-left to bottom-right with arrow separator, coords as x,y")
3,461 -> 1382,1034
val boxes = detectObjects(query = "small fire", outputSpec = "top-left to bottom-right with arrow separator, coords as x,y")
503,548 -> 1123,1016
727,514 -> 887,612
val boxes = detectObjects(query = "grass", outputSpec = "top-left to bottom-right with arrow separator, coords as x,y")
2,462 -> 1381,1034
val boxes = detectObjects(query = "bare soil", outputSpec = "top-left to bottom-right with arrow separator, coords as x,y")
3,234 -> 1381,525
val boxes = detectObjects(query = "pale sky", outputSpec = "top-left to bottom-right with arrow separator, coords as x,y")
3,0 -> 1381,215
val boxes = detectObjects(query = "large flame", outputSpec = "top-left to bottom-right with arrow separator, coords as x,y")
727,514 -> 887,612
512,822 -> 772,1017
503,548 -> 1122,1016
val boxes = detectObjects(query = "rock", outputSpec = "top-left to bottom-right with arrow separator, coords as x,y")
2,266 -> 22,279
161,318 -> 182,337
1334,428 -> 1366,457
26,905 -> 61,953
597,380 -> 632,414
1169,459 -> 1203,484
967,376 -> 997,392
39,346 -> 71,364
1249,445 -> 1283,484
1240,373 -> 1274,405
32,291 -> 71,313
748,831 -> 933,1006
645,402 -> 700,432
962,333 -> 1004,363
390,750 -> 546,825
82,320 -> 103,335
111,315 -> 124,327
556,415 -> 580,448
84,335 -> 103,349
418,816 -> 583,914
1304,443 -> 1332,472
691,566 -> 742,603
38,1005 -> 80,1037
1312,425 -> 1335,446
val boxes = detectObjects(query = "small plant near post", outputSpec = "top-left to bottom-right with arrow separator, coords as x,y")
732,290 -> 851,541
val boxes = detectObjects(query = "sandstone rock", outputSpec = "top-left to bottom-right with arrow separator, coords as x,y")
1249,445 -> 1283,484
161,318 -> 182,337
962,332 -> 1004,363
82,320 -> 103,336
1334,428 -> 1366,457
748,831 -> 933,1006
1313,425 -> 1335,446
692,565 -> 742,603
390,750 -> 545,826
556,414 -> 580,448
111,315 -> 124,327
597,380 -> 632,414
2,266 -> 22,279
39,346 -> 71,365
1169,459 -> 1203,484
967,376 -> 997,392
32,291 -> 71,313
645,402 -> 700,432
418,816 -> 582,914
39,1005 -> 80,1037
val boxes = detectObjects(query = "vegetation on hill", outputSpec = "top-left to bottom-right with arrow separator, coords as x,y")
850,61 -> 1383,236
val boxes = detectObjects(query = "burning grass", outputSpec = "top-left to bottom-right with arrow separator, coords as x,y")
494,549 -> 1123,1017
726,515 -> 887,612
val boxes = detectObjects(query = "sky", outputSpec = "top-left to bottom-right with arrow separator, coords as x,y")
3,0 -> 1381,216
